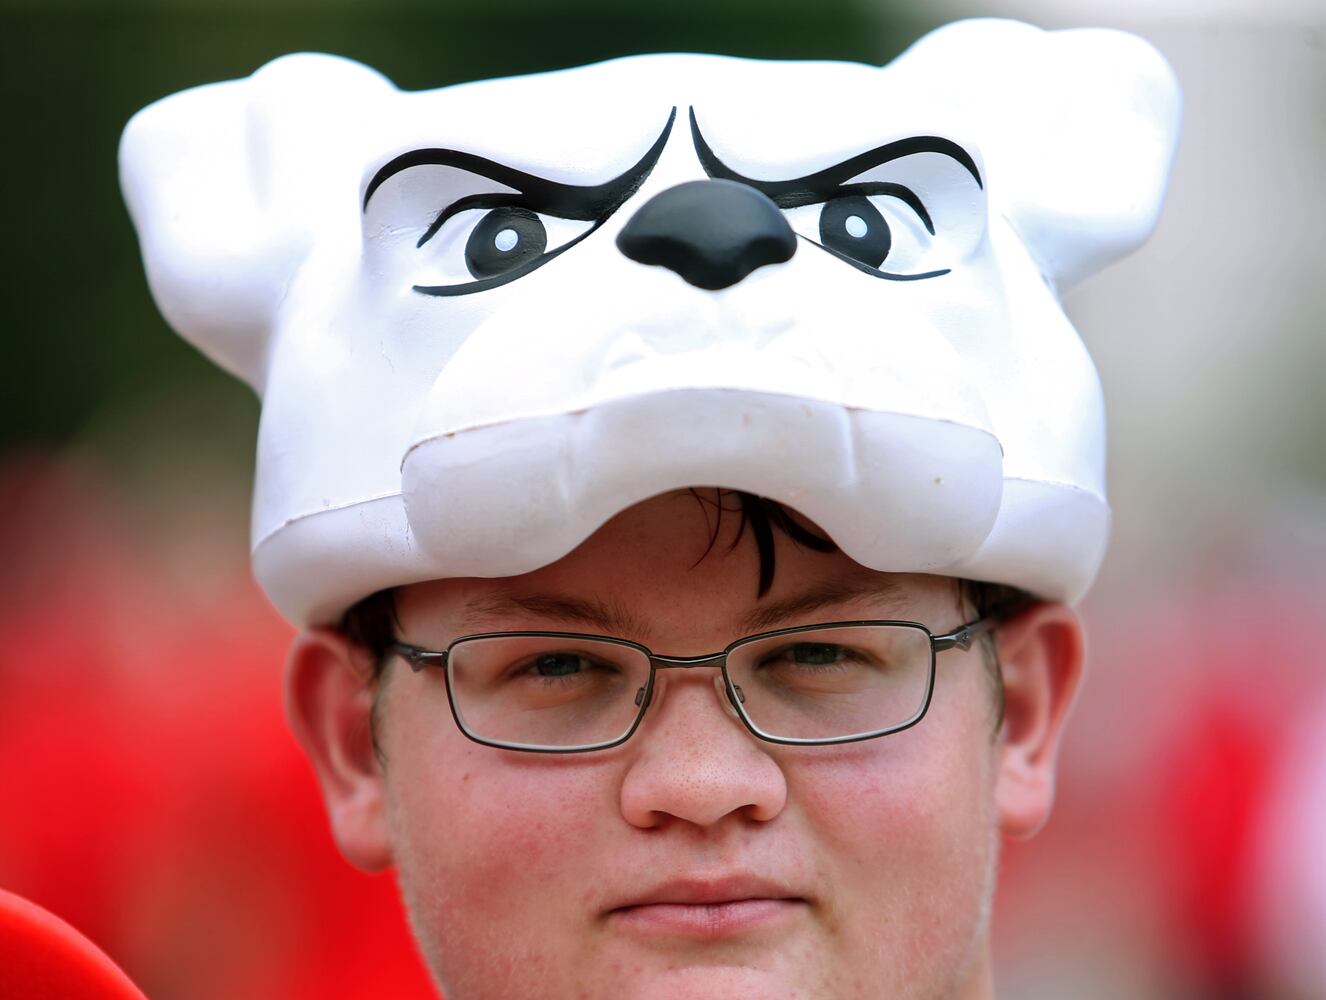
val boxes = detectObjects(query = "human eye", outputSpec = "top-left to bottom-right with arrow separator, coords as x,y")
525,650 -> 610,682
761,641 -> 872,674
501,646 -> 628,697
750,641 -> 892,700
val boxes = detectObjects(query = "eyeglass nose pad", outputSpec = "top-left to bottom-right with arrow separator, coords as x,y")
634,685 -> 650,709
717,675 -> 745,720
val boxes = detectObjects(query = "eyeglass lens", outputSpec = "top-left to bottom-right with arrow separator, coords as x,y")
445,625 -> 935,750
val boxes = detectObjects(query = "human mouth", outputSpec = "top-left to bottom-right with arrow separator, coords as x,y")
606,877 -> 809,938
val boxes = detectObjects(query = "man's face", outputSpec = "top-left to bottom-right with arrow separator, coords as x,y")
370,492 -> 1012,1000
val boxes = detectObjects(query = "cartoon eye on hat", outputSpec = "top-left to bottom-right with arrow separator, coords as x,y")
120,18 -> 1181,626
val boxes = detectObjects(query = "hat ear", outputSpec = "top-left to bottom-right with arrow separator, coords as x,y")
119,53 -> 392,390
892,19 -> 1181,291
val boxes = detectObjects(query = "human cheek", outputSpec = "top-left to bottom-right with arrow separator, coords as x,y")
381,700 -> 617,987
790,734 -> 954,890
387,722 -> 612,910
786,723 -> 996,988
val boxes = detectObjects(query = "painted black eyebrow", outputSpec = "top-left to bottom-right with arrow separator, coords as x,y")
688,107 -> 982,213
362,107 -> 677,217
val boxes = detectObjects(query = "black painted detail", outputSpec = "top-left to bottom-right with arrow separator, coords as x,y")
616,180 -> 796,290
362,108 -> 677,296
364,107 -> 677,214
465,206 -> 548,278
688,107 -> 982,201
687,108 -> 977,283
815,242 -> 951,281
819,196 -> 890,269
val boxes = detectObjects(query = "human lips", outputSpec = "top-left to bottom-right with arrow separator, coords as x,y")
605,876 -> 810,938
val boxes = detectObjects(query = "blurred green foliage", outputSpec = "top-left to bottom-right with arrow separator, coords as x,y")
0,1 -> 925,458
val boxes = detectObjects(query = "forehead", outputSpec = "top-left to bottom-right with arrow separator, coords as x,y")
392,493 -> 963,648
377,54 -> 927,183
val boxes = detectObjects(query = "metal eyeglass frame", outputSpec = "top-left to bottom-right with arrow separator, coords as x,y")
389,614 -> 1002,754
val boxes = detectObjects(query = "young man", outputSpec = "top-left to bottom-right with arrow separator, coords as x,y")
121,18 -> 1180,998
288,489 -> 1081,1000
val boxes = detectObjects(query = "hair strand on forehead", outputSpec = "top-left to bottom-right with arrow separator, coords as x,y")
686,487 -> 837,597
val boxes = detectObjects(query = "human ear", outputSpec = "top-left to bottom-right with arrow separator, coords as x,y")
992,601 -> 1085,839
284,628 -> 393,871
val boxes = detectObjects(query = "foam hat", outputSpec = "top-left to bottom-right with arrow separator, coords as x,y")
120,19 -> 1180,626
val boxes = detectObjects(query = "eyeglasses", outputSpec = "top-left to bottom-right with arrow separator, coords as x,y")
390,616 -> 1000,753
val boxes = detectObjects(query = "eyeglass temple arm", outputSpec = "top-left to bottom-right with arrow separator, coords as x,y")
931,613 -> 1002,653
390,642 -> 448,672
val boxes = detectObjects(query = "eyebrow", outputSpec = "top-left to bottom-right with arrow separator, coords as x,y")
737,579 -> 912,634
457,592 -> 652,638
362,107 -> 677,215
688,106 -> 982,213
457,580 -> 913,643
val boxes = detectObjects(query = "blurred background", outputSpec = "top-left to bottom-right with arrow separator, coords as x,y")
1,0 -> 1323,997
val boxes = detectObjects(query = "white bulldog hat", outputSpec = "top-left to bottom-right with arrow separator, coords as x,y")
120,18 -> 1180,626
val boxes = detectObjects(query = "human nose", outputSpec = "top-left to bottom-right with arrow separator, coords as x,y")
618,669 -> 788,829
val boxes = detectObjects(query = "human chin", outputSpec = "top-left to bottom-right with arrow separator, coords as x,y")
613,962 -> 824,1000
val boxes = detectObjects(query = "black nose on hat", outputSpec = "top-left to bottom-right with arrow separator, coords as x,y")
616,179 -> 797,290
